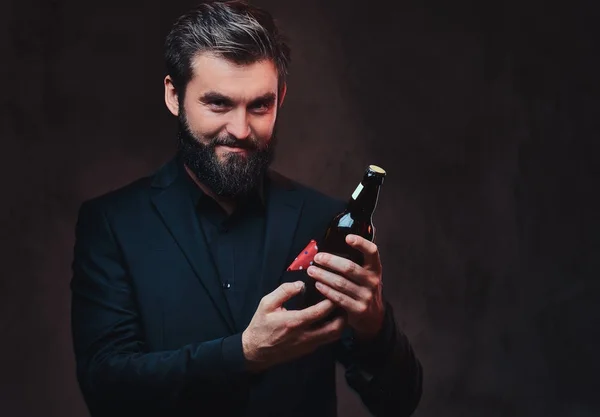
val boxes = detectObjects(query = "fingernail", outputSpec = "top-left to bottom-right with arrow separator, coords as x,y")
315,282 -> 323,290
314,254 -> 322,262
295,281 -> 304,289
348,235 -> 356,244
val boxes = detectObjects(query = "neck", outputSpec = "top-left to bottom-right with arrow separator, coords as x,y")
183,164 -> 237,215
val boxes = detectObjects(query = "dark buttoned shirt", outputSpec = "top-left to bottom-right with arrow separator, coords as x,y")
182,167 -> 268,329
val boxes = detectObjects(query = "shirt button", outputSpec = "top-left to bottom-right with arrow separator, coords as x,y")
222,281 -> 231,290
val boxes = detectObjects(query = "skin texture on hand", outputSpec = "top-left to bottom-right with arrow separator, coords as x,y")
307,234 -> 386,340
242,281 -> 347,372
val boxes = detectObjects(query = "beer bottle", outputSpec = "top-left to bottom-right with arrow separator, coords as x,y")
305,164 -> 386,307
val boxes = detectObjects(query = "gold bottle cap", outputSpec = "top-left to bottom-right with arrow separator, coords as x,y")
369,165 -> 386,175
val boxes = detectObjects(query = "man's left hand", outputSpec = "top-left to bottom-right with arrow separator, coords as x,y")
307,234 -> 385,341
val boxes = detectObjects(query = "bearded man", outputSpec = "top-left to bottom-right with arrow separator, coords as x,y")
70,2 -> 422,416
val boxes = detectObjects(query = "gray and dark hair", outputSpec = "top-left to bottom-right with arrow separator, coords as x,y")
164,0 -> 291,103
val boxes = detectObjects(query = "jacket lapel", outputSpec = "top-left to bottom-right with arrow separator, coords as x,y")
150,158 -> 236,333
259,171 -> 305,296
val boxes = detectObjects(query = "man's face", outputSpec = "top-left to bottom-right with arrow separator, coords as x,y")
173,52 -> 283,199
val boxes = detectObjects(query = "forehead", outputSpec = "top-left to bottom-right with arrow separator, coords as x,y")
188,52 -> 278,99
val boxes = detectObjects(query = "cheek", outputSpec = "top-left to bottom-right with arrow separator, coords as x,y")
250,115 -> 277,139
183,102 -> 223,136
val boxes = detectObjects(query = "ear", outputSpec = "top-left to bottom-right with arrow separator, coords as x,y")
164,75 -> 180,117
278,82 -> 287,107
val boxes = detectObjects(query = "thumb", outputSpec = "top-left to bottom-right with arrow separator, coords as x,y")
261,281 -> 304,311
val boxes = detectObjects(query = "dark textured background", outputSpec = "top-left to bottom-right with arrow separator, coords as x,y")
1,0 -> 599,416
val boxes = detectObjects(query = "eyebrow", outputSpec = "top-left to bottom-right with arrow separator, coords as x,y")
200,91 -> 277,106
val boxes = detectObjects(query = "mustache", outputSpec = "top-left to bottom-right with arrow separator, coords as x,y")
211,135 -> 259,150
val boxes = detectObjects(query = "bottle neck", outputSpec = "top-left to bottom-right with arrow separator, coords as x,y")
347,177 -> 381,218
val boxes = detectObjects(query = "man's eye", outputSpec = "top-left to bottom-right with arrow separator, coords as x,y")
250,102 -> 271,112
207,101 -> 231,112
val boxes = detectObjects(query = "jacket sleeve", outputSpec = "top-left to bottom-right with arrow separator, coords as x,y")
70,201 -> 246,412
335,301 -> 423,417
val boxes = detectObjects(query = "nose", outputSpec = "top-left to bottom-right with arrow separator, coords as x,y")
226,108 -> 251,140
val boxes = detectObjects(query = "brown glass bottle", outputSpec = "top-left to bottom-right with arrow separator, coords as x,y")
305,165 -> 386,307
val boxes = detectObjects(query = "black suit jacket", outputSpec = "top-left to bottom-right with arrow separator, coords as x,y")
70,157 -> 423,417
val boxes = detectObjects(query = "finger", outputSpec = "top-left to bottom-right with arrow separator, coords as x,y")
313,252 -> 369,286
288,298 -> 337,327
261,281 -> 305,311
315,282 -> 366,315
306,265 -> 369,301
345,234 -> 381,272
304,315 -> 347,346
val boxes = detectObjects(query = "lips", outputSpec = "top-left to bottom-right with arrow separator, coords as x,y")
219,145 -> 250,153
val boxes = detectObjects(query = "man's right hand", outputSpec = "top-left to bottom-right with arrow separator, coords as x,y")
241,281 -> 346,372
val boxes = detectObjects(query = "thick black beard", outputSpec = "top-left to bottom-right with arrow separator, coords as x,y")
176,112 -> 277,200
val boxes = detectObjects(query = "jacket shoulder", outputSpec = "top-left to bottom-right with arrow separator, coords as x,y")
77,171 -> 156,218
